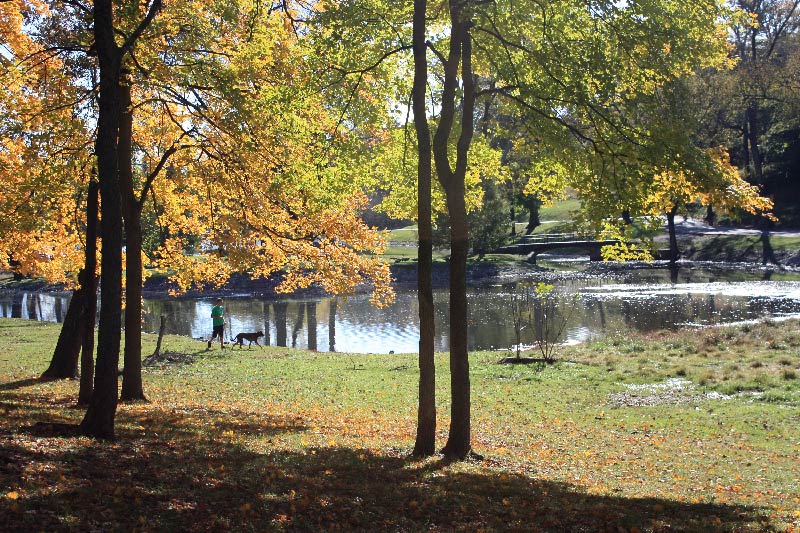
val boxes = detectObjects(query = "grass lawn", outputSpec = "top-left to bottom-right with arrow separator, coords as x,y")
539,198 -> 582,222
1,318 -> 799,531
384,225 -> 419,244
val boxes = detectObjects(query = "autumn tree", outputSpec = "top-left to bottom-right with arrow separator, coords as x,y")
689,1 -> 800,220
4,0 -> 395,428
410,0 -> 742,458
573,78 -> 775,263
1,0 -> 96,385
731,0 -> 799,185
75,0 -> 164,438
295,0 -> 744,458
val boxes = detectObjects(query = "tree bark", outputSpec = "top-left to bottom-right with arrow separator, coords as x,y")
291,303 -> 304,348
41,286 -> 84,380
119,82 -> 146,402
666,206 -> 680,264
80,0 -> 123,440
622,209 -> 632,225
441,186 -> 471,458
433,4 -> 474,459
79,180 -> 99,406
411,0 -> 436,457
153,316 -> 166,357
10,292 -> 23,318
43,201 -> 99,383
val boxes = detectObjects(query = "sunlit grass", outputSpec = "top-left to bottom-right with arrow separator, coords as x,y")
538,198 -> 581,222
384,225 -> 419,244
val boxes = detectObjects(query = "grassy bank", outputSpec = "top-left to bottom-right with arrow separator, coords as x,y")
1,318 -> 799,531
680,234 -> 800,264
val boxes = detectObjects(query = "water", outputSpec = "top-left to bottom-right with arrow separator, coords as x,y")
3,263 -> 800,354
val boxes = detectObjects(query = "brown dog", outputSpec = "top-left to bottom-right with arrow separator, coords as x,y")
232,331 -> 264,349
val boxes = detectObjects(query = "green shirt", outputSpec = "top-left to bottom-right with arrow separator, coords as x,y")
211,305 -> 224,327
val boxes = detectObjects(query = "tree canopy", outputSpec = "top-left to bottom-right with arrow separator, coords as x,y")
1,0 -> 394,305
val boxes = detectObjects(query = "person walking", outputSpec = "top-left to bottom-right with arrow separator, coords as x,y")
208,298 -> 225,349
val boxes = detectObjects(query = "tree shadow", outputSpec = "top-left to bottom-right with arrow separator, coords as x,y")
0,414 -> 772,532
0,377 -> 42,391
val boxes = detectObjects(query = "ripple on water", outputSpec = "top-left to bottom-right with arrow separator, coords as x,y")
581,280 -> 800,299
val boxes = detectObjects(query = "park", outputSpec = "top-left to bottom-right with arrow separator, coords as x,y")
1,0 -> 800,530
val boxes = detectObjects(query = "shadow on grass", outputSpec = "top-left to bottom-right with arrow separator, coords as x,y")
0,396 -> 771,532
0,377 -> 42,391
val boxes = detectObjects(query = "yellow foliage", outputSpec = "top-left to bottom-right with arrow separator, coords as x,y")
645,148 -> 773,221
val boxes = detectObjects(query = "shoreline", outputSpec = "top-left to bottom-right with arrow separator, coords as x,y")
2,256 -> 797,301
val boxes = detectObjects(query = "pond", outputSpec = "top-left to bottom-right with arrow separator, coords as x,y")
3,262 -> 800,354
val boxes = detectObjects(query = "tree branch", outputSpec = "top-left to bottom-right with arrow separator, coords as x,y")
137,144 -> 179,208
331,45 -> 413,76
120,0 -> 163,56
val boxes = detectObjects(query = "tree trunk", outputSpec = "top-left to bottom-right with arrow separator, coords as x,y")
79,181 -> 99,406
142,316 -> 166,366
621,209 -> 632,225
742,122 -> 751,173
291,303 -> 304,348
667,206 -> 679,264
41,286 -> 84,380
119,82 -> 146,402
27,293 -> 38,320
152,317 -> 166,358
526,203 -> 541,234
747,103 -> 764,183
8,255 -> 24,281
120,204 -> 145,400
11,292 -> 23,318
441,188 -> 471,458
433,4 -> 475,459
411,0 -> 436,457
704,204 -> 716,226
759,217 -> 779,265
80,0 -> 123,440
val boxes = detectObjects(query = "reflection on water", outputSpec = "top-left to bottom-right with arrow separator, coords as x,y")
4,265 -> 800,354
0,291 -> 68,322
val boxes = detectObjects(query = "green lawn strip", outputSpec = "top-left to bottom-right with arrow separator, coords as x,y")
1,318 -> 798,530
384,225 -> 419,244
538,198 -> 582,222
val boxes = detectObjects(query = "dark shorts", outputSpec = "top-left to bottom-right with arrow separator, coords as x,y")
212,324 -> 224,337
